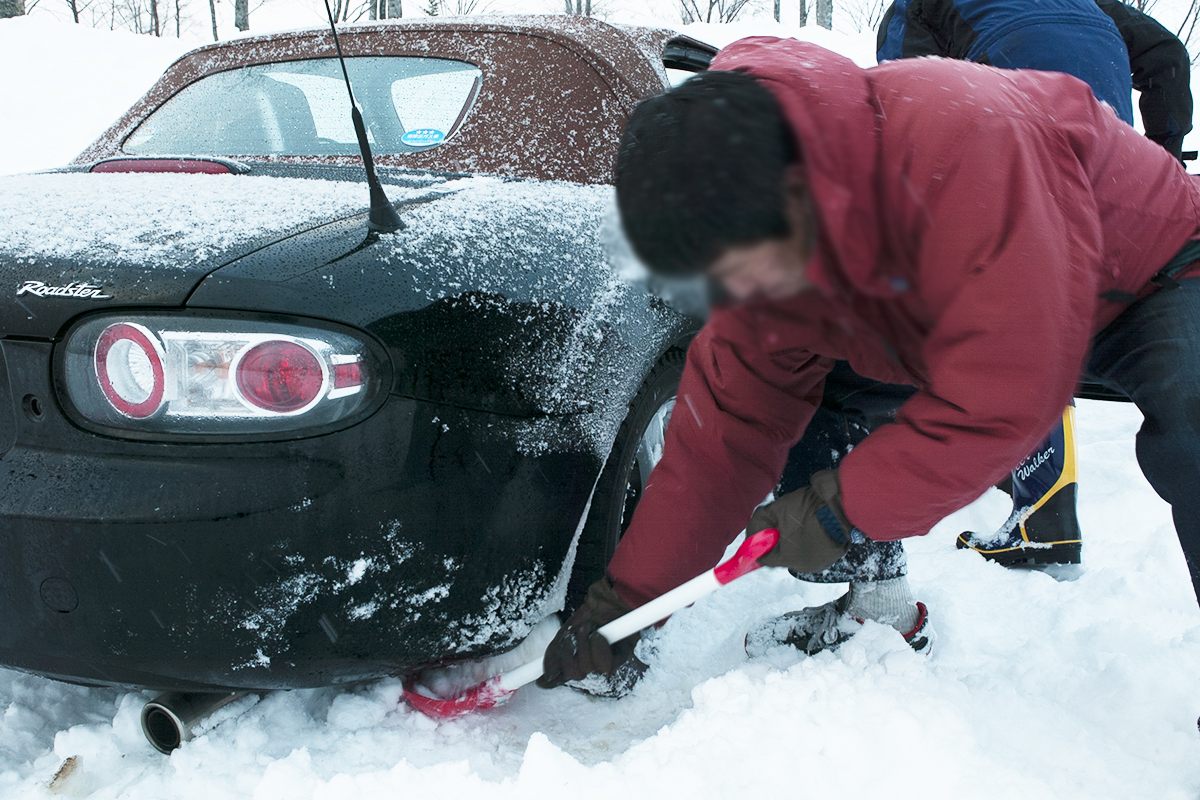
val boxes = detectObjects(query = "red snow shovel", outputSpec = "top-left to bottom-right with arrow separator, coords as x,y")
401,528 -> 781,719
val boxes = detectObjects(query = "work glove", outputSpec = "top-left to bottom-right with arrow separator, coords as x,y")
538,576 -> 646,696
747,468 -> 857,575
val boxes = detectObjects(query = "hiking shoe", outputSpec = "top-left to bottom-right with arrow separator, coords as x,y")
745,596 -> 934,657
902,601 -> 934,654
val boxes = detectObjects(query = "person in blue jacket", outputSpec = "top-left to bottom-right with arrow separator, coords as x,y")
879,0 -> 1192,159
876,0 -> 1192,565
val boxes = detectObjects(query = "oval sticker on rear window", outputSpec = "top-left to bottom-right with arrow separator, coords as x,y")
401,129 -> 445,147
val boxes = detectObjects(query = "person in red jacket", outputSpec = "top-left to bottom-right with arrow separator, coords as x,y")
539,37 -> 1200,695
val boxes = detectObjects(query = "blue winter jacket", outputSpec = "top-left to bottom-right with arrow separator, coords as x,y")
877,0 -> 1134,124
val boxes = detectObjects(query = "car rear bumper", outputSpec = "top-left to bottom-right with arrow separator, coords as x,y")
0,339 -> 597,691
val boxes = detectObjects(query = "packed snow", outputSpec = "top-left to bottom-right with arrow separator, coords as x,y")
0,14 -> 1198,800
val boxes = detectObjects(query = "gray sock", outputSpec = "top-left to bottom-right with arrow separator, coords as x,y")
844,576 -> 920,634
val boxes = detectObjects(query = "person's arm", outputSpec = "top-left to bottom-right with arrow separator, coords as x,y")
837,105 -> 1106,541
1095,0 -> 1193,160
877,2 -> 904,60
605,309 -> 834,608
877,0 -> 972,62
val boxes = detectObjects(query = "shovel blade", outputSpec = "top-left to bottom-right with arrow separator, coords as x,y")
401,674 -> 514,719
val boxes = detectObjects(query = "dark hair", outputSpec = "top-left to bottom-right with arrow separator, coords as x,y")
614,70 -> 797,276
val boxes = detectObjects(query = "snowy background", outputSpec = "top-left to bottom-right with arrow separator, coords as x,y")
1,13 -> 1199,800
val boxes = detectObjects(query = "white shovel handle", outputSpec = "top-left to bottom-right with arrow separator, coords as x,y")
498,528 -> 780,693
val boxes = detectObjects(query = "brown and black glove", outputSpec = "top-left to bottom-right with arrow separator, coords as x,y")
538,576 -> 646,696
747,468 -> 860,574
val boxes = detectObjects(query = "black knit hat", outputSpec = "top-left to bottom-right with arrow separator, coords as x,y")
614,70 -> 798,276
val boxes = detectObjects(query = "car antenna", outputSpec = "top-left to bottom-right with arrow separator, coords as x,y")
322,0 -> 404,233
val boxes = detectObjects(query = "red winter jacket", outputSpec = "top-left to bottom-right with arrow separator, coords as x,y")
607,37 -> 1200,608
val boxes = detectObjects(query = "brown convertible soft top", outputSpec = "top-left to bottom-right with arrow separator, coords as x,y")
74,16 -> 715,184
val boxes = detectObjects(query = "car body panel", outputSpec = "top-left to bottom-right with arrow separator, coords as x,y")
0,343 -> 594,688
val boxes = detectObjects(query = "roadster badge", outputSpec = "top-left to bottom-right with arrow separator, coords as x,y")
17,281 -> 112,300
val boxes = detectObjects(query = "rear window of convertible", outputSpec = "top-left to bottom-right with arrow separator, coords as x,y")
124,57 -> 482,157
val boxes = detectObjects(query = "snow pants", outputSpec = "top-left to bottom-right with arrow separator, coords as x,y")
1085,276 -> 1200,605
780,361 -> 915,584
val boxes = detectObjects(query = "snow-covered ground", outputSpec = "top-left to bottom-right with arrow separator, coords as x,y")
1,16 -> 1198,800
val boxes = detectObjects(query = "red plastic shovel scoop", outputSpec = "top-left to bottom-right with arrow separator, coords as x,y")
401,528 -> 781,719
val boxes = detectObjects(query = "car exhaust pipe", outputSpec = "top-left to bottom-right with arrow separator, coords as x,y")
140,691 -> 248,754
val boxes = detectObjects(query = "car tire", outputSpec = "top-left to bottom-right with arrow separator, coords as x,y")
565,348 -> 686,614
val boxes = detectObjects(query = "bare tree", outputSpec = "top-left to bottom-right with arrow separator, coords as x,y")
415,0 -> 486,13
440,0 -> 486,12
679,0 -> 753,24
103,0 -> 152,33
64,0 -> 92,22
331,0 -> 384,19
814,0 -> 831,28
840,0 -> 886,33
234,0 -> 246,29
367,0 -> 402,17
0,0 -> 24,17
1169,0 -> 1200,63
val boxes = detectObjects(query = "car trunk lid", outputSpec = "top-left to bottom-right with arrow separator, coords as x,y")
0,171 -> 438,338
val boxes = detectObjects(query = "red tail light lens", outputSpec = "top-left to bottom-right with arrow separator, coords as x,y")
333,360 -> 364,390
235,340 -> 324,413
94,323 -> 166,419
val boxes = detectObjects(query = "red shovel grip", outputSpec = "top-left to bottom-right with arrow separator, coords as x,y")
713,528 -> 779,585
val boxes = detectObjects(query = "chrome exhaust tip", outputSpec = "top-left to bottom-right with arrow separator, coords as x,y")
140,692 -> 246,754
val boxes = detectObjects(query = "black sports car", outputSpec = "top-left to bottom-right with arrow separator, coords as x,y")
0,16 -> 715,699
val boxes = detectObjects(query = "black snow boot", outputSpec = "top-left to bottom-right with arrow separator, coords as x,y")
957,405 -> 1082,566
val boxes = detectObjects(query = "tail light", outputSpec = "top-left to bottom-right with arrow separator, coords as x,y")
235,340 -> 325,413
59,315 -> 379,438
94,322 -> 166,419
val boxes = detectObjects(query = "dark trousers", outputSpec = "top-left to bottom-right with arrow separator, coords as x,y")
1085,277 -> 1200,605
786,277 -> 1200,606
781,361 -> 915,584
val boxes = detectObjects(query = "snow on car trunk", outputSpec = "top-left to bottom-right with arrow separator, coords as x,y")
0,172 -> 399,266
0,171 -> 444,337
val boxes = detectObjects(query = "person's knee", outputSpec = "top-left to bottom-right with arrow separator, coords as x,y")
1135,424 -> 1200,508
